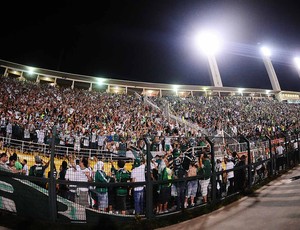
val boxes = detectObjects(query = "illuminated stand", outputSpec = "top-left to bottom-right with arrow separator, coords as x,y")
195,31 -> 223,87
261,47 -> 281,91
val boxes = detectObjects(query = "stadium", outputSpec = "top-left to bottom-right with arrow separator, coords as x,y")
0,56 -> 299,230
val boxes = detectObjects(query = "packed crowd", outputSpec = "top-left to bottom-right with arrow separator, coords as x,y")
1,76 -> 299,155
0,76 -> 202,155
154,95 -> 300,139
0,75 -> 299,216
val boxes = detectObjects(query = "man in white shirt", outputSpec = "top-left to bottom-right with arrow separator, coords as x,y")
225,156 -> 235,195
275,143 -> 285,172
74,157 -> 92,207
276,143 -> 284,155
22,159 -> 29,176
65,160 -> 79,202
130,158 -> 146,215
6,120 -> 12,145
294,140 -> 298,150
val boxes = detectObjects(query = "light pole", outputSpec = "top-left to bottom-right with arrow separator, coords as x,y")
293,57 -> 300,80
261,46 -> 281,92
195,31 -> 223,87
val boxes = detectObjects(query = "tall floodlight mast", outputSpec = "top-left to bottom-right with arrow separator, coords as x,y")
195,31 -> 223,87
260,46 -> 281,91
294,57 -> 300,80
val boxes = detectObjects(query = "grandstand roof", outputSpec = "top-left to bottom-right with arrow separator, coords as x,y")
1,59 -> 300,102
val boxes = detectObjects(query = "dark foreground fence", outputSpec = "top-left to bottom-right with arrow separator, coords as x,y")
0,133 -> 299,228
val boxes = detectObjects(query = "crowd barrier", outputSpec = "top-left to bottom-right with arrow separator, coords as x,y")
0,133 -> 299,227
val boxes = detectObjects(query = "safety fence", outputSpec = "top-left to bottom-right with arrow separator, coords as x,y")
0,132 -> 299,226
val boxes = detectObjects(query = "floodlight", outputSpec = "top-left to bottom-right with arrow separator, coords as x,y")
97,78 -> 105,85
194,30 -> 221,55
27,67 -> 35,75
238,88 -> 244,94
172,85 -> 179,91
261,46 -> 271,57
294,57 -> 300,69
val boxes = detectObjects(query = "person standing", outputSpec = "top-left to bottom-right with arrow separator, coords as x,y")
198,153 -> 212,203
130,158 -> 146,215
225,156 -> 235,195
235,155 -> 247,193
6,119 -> 12,146
111,159 -> 131,215
65,158 -> 78,202
57,160 -> 69,199
118,138 -> 127,157
215,158 -> 223,198
157,156 -> 173,214
74,157 -> 92,207
22,159 -> 29,176
185,161 -> 198,208
29,155 -> 50,188
94,160 -> 110,212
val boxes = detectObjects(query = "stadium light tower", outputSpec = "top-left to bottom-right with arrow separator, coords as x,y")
293,57 -> 300,79
195,31 -> 223,87
260,46 -> 281,91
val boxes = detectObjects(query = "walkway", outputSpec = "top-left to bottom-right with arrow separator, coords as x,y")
158,165 -> 300,230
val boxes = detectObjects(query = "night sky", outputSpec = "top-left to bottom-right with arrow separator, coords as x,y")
1,1 -> 300,92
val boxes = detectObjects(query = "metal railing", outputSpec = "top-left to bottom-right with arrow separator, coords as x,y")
0,132 -> 299,226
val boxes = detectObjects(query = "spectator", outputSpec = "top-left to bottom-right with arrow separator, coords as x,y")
184,160 -> 197,208
57,160 -> 69,198
111,159 -> 131,215
94,160 -> 110,212
235,155 -> 247,193
157,156 -> 173,214
29,155 -> 50,188
198,153 -> 211,203
0,152 -> 9,171
22,159 -> 29,176
7,156 -> 18,173
130,158 -> 146,215
224,155 -> 235,195
215,158 -> 223,198
65,158 -> 78,202
74,157 -> 92,207
173,154 -> 186,210
12,152 -> 23,172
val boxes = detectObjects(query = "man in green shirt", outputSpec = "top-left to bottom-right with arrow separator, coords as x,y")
12,153 -> 23,171
94,160 -> 110,212
198,153 -> 212,203
111,159 -> 131,215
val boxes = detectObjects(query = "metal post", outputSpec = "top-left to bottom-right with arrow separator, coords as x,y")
266,136 -> 274,176
240,136 -> 252,190
297,133 -> 300,165
144,137 -> 153,219
48,126 -> 57,222
205,136 -> 216,205
283,134 -> 289,169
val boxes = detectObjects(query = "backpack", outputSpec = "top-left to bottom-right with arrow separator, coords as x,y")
30,165 -> 44,177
